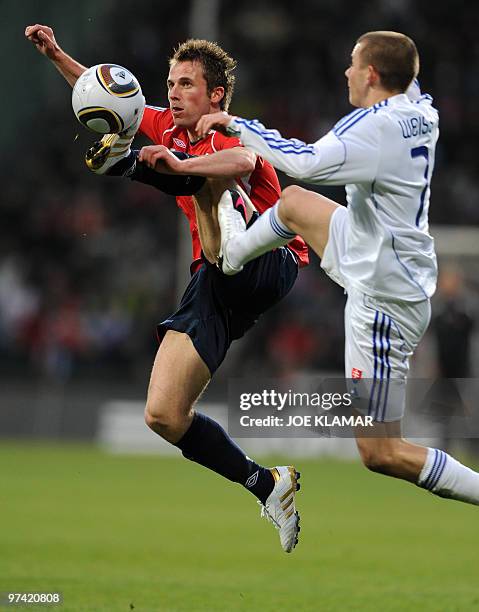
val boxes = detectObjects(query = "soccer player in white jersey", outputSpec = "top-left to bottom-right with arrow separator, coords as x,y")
196,31 -> 479,506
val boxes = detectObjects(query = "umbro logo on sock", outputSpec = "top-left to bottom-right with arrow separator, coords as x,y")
245,470 -> 259,488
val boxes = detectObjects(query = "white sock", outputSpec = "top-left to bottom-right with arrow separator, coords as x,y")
417,447 -> 479,505
227,202 -> 296,269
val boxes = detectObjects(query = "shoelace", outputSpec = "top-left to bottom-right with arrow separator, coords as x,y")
258,501 -> 280,529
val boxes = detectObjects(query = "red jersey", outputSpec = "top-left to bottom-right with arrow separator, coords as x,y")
139,106 -> 309,271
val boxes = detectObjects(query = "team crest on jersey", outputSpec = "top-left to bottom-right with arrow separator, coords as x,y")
173,137 -> 186,149
351,368 -> 362,380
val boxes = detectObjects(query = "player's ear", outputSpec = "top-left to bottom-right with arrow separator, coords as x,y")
367,64 -> 381,88
210,86 -> 225,106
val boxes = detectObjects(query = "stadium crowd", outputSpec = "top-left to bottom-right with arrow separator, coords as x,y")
2,0 -> 478,383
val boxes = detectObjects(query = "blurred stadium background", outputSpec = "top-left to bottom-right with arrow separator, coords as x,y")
2,2 -> 479,610
2,0 -> 478,446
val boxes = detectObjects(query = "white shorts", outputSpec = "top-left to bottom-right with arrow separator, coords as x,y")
321,206 -> 431,422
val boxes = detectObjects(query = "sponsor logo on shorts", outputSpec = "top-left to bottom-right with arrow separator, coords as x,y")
351,368 -> 362,380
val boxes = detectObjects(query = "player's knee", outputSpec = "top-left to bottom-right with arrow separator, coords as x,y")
144,397 -> 187,438
279,185 -> 305,225
144,402 -> 164,433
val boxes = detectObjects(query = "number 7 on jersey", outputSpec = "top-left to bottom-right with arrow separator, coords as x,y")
410,146 -> 429,227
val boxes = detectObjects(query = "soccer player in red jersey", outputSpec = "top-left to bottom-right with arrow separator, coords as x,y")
136,43 -> 307,273
26,25 -> 306,552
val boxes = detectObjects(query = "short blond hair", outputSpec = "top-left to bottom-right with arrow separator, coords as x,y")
357,31 -> 419,92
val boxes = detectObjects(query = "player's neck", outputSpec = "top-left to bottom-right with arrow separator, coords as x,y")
187,128 -> 202,144
186,105 -> 222,143
363,88 -> 401,108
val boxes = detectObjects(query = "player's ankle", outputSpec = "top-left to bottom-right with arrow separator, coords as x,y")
243,467 -> 275,504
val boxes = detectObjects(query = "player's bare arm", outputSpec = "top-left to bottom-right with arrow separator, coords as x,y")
196,112 -> 234,139
139,145 -> 256,178
25,24 -> 86,87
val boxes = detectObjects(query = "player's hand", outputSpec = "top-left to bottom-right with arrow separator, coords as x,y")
196,111 -> 234,139
138,145 -> 183,174
25,24 -> 62,60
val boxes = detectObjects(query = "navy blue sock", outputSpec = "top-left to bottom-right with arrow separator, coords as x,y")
175,412 -> 274,504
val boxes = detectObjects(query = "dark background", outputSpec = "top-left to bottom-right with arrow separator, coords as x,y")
1,0 -> 478,438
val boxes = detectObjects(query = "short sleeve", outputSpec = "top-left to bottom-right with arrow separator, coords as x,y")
139,105 -> 172,144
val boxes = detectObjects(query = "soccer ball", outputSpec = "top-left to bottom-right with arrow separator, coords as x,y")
72,64 -> 145,134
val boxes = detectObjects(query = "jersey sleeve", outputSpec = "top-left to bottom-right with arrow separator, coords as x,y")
139,105 -> 171,144
229,111 -> 381,185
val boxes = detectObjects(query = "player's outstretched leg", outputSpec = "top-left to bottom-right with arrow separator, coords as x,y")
218,185 -> 340,274
355,423 -> 479,505
145,330 -> 301,551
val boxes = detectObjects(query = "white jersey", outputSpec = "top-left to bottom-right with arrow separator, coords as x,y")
228,91 -> 439,301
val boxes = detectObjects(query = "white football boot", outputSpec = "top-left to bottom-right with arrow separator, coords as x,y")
260,465 -> 301,553
217,190 -> 247,275
85,107 -> 143,174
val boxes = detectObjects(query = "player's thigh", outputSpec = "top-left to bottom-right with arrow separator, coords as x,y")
345,289 -> 411,423
194,177 -> 234,217
345,290 -> 430,423
279,185 -> 340,259
147,329 -> 211,417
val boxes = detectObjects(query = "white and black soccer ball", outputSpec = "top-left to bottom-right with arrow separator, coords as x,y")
72,64 -> 145,134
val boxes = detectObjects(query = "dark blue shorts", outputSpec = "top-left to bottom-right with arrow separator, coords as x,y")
157,247 -> 298,375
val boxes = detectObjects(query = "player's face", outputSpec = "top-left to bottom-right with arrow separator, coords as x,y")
345,44 -> 370,107
167,61 -> 219,129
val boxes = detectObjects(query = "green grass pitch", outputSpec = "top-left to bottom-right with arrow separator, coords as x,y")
1,442 -> 478,611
